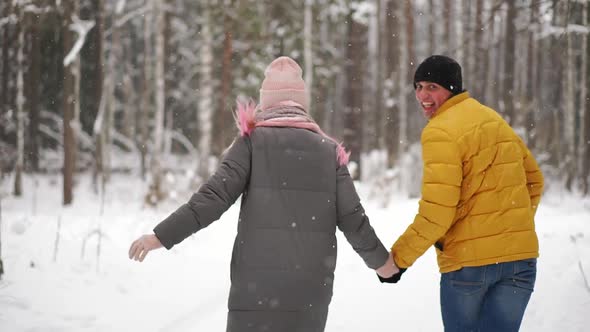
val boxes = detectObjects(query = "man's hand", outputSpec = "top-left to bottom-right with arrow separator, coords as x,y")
378,268 -> 407,284
376,252 -> 400,278
129,234 -> 163,262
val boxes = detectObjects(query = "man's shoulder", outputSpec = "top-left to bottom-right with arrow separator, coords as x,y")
422,120 -> 455,143
452,96 -> 486,113
427,97 -> 500,138
446,97 -> 503,123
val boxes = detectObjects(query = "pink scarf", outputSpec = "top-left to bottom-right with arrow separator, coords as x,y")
235,100 -> 350,166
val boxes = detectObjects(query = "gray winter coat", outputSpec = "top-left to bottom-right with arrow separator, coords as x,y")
153,126 -> 389,332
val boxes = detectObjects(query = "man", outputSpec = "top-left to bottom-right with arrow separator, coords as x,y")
380,55 -> 544,332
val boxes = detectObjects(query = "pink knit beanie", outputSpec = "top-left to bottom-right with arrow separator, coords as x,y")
259,56 -> 309,112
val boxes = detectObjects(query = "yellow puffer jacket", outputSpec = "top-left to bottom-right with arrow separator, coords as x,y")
392,92 -> 544,273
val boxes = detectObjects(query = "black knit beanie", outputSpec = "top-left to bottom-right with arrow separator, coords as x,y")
413,55 -> 463,95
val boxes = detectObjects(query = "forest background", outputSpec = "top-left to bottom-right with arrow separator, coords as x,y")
0,0 -> 589,206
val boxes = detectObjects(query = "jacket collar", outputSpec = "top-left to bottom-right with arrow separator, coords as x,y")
430,91 -> 470,119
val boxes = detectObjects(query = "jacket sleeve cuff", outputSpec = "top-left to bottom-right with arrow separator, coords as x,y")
153,204 -> 201,250
153,226 -> 174,250
369,245 -> 391,270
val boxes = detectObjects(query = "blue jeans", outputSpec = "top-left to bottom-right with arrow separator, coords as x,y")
440,259 -> 537,332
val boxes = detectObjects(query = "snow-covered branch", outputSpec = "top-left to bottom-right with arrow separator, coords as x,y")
115,0 -> 127,15
113,3 -> 147,28
105,1 -> 177,37
93,94 -> 105,135
169,130 -> 197,155
567,24 -> 590,34
23,4 -> 54,15
39,124 -> 63,146
0,14 -> 17,28
111,130 -> 138,154
40,111 -> 94,150
537,24 -> 590,40
0,3 -> 53,27
63,15 -> 95,67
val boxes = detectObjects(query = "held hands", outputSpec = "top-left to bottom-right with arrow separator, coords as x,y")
128,234 -> 163,262
376,252 -> 400,278
376,251 -> 407,284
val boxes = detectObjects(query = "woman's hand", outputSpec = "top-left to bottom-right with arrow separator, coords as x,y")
376,251 -> 400,278
128,234 -> 163,262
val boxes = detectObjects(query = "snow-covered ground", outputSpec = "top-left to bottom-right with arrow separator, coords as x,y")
1,174 -> 589,331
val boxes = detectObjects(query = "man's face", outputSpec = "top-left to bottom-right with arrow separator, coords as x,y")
414,81 -> 453,117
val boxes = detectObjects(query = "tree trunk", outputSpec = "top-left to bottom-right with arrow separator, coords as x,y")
0,192 -> 4,280
220,9 -> 234,151
443,0 -> 452,52
548,0 -> 564,167
101,3 -> 124,182
482,2 -> 498,105
375,0 -> 385,150
121,63 -> 136,142
139,1 -> 152,180
491,4 -> 505,110
121,17 -> 137,145
317,6 -> 336,136
14,6 -> 25,197
502,0 -> 517,124
397,1 -> 413,156
364,0 -> 379,153
461,0 -> 472,79
524,0 -> 539,148
398,4 -> 408,150
164,107 -> 173,156
72,19 -> 82,167
1,3 -> 12,118
197,1 -> 214,181
454,0 -> 463,61
304,0 -> 313,117
153,0 -> 167,154
582,1 -> 590,195
147,0 -> 167,204
63,0 -> 79,205
384,0 -> 400,167
92,0 -> 105,189
428,0 -> 435,54
534,1 -> 545,150
473,0 -> 485,99
162,1 -> 173,158
565,1 -> 580,191
343,5 -> 365,177
26,19 -> 41,172
214,1 -> 234,155
576,0 -> 588,192
561,1 -> 576,190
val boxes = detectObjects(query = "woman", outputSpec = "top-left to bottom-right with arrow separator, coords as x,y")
129,56 -> 396,332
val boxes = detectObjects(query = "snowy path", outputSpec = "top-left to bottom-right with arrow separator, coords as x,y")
1,176 -> 589,331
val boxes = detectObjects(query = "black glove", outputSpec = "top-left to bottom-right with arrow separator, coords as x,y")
377,268 -> 407,283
